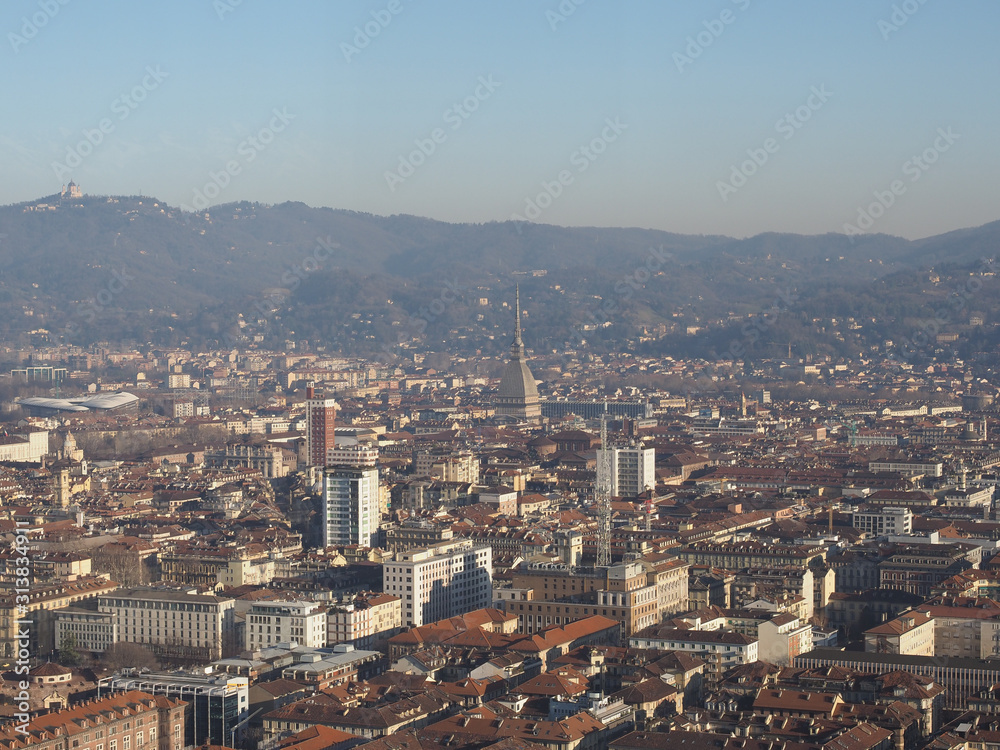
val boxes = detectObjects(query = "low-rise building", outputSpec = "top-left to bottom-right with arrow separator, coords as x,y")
280,643 -> 384,688
326,592 -> 402,649
263,688 -> 453,742
864,612 -> 935,656
853,506 -> 913,537
504,560 -> 662,636
0,690 -> 185,750
102,671 -> 247,748
914,596 -> 1000,658
54,607 -> 117,654
246,600 -> 327,650
99,587 -> 237,662
629,626 -> 758,685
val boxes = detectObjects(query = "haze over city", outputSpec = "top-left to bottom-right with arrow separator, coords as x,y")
4,0 -> 1000,238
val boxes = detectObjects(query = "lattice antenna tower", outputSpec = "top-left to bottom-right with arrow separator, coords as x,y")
645,484 -> 654,532
596,407 -> 613,567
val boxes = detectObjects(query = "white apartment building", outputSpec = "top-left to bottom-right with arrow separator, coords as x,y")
413,450 -> 479,483
692,418 -> 764,437
54,607 -> 118,654
758,614 -> 814,666
864,612 -> 934,656
246,600 -> 327,650
99,587 -> 237,661
869,460 -> 943,478
327,444 -> 379,467
670,608 -> 809,667
383,539 -> 492,627
327,593 -> 402,649
599,446 -> 656,498
944,485 -> 994,509
0,428 -> 48,462
323,466 -> 380,548
629,628 -> 759,680
217,556 -> 278,588
852,506 -> 913,537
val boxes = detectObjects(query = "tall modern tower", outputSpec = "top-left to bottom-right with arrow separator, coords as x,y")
306,384 -> 337,467
599,446 -> 656,498
322,465 -> 380,548
494,285 -> 541,419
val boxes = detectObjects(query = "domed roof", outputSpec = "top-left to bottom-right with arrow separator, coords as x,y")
528,435 -> 557,447
498,359 -> 539,401
493,285 -> 541,419
30,662 -> 72,677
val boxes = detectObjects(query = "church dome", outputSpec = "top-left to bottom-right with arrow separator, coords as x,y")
498,359 -> 539,401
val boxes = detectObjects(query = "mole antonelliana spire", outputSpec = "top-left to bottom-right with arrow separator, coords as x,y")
494,284 -> 541,420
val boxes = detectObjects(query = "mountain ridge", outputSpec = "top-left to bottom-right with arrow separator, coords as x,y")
1,193 -> 997,363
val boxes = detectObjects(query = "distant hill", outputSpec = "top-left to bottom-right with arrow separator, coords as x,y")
1,193 -> 998,363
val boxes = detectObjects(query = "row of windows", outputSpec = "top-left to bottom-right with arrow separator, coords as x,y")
73,727 -> 154,750
104,601 -> 216,612
59,623 -> 114,631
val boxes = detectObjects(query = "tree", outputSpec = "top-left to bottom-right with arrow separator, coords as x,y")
58,634 -> 84,668
91,543 -> 150,587
102,642 -> 158,673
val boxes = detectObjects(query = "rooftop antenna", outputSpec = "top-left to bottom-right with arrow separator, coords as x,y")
596,404 -> 612,567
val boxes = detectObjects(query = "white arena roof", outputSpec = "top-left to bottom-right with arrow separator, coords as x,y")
18,392 -> 139,412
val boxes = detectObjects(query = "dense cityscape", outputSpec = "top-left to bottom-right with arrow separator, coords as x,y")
6,2 -> 1000,750
3,257 -> 1000,750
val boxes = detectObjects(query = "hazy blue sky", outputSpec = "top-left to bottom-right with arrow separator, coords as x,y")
3,0 -> 997,239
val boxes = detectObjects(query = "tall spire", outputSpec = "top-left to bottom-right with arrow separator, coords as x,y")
510,284 -> 524,360
515,284 -> 522,342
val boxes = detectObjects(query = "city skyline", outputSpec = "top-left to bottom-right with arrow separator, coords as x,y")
3,0 -> 998,240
